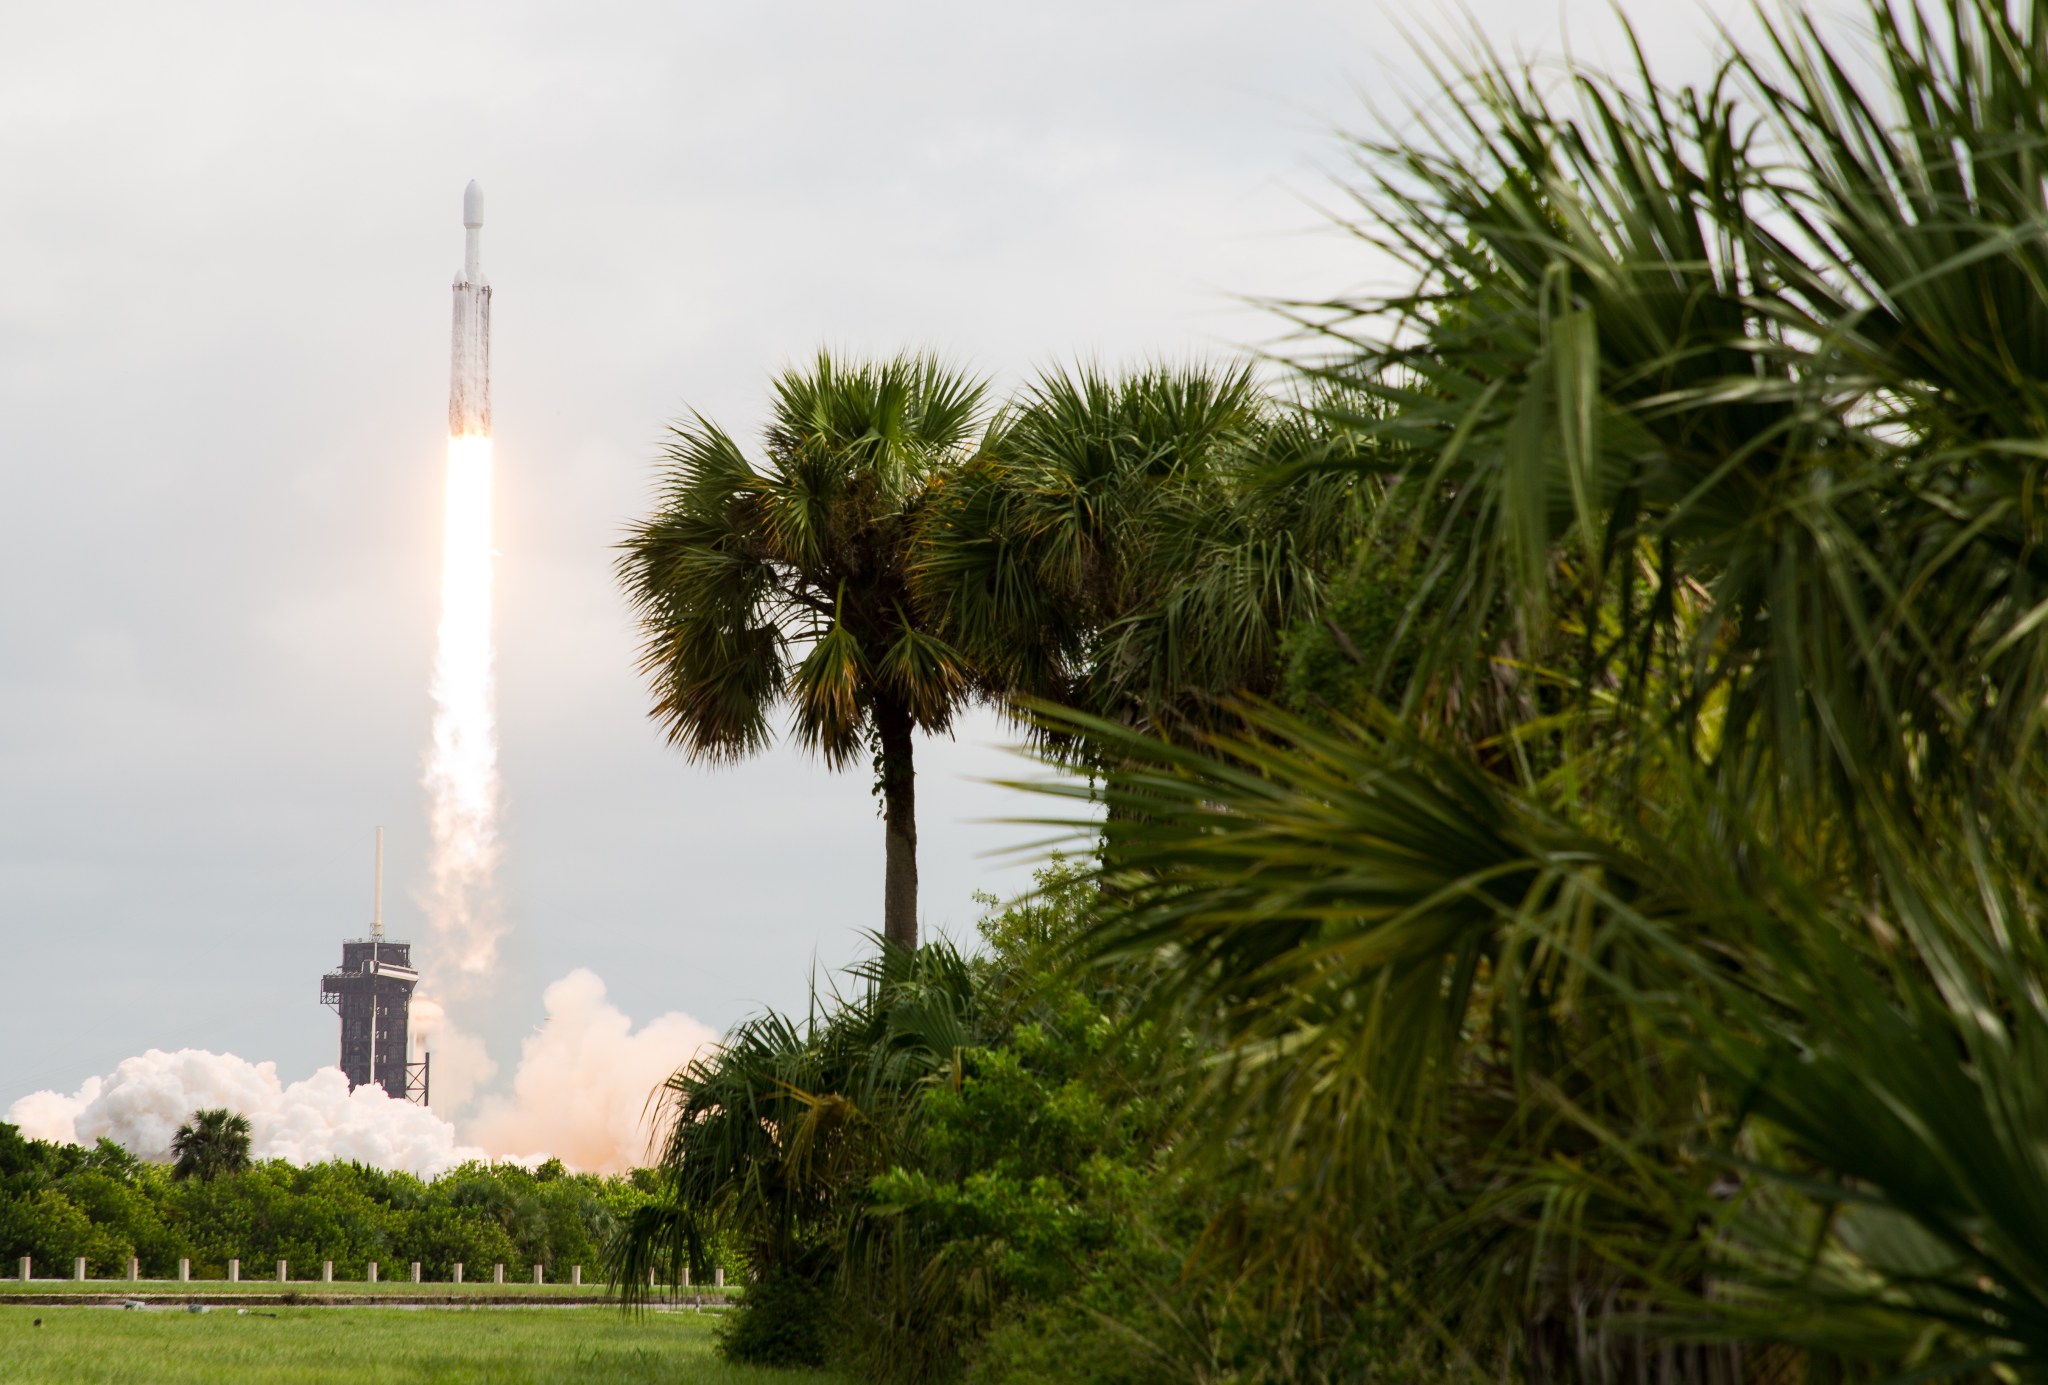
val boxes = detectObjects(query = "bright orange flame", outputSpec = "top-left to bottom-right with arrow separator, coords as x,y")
422,433 -> 503,977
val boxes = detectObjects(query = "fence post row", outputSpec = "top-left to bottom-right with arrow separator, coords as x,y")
7,1253 -> 730,1289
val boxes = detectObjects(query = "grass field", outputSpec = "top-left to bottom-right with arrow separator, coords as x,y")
0,1277 -> 733,1300
0,1305 -> 836,1383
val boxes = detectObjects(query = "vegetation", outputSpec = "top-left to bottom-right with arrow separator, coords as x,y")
0,1306 -> 836,1385
0,1124 -> 722,1285
617,865 -> 1217,1382
617,352 -> 990,950
614,2 -> 2048,1381
913,364 -> 1362,754
170,1108 -> 252,1183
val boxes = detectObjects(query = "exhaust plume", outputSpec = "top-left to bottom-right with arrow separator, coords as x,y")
420,431 -> 504,978
408,181 -> 505,1127
468,969 -> 717,1173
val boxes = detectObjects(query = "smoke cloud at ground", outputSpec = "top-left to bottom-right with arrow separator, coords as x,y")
6,1049 -> 482,1176
4,969 -> 711,1177
468,969 -> 716,1173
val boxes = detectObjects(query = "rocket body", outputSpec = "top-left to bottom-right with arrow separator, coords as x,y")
449,181 -> 491,438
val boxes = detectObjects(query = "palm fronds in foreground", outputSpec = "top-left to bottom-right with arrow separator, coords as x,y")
1015,1 -> 2048,1376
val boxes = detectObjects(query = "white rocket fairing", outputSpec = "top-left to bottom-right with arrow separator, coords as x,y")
449,180 -> 491,438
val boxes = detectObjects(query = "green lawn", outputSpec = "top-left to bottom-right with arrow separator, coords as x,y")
0,1305 -> 836,1384
0,1277 -> 732,1299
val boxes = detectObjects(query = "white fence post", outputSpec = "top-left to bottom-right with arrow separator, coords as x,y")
533,1264 -> 543,1285
714,1266 -> 725,1289
228,1258 -> 239,1283
493,1263 -> 504,1284
322,1261 -> 333,1283
17,1256 -> 28,1283
178,1258 -> 189,1282
367,1260 -> 378,1284
453,1262 -> 464,1284
571,1265 -> 582,1287
276,1259 -> 288,1283
73,1257 -> 86,1282
127,1256 -> 139,1281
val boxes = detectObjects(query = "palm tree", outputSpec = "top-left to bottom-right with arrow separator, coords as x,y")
619,351 -> 988,951
610,940 -> 983,1367
169,1108 -> 252,1182
914,363 -> 1362,756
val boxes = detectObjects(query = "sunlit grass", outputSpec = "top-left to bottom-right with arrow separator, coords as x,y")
0,1305 -> 834,1384
0,1278 -> 733,1298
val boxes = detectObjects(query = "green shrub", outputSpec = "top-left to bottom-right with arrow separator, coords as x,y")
717,1263 -> 831,1368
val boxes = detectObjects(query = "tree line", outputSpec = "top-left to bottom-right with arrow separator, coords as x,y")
0,1121 -> 701,1283
611,1 -> 2048,1381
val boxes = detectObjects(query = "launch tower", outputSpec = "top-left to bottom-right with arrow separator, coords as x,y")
320,830 -> 429,1104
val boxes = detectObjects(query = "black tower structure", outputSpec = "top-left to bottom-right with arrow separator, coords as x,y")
319,830 -> 429,1104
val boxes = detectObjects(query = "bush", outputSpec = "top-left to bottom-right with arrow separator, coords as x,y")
717,1263 -> 831,1368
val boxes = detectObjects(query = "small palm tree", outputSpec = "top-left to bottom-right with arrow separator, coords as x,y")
170,1108 -> 252,1182
618,351 -> 988,951
611,940 -> 982,1338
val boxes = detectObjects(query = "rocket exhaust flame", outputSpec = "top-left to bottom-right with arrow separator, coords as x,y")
424,433 -> 501,975
422,181 -> 504,981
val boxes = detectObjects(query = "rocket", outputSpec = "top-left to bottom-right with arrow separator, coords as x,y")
449,180 -> 491,438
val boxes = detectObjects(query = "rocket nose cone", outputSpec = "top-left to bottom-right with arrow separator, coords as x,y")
462,180 -> 484,228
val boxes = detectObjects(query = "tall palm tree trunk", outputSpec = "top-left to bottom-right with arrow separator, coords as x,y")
875,699 -> 919,951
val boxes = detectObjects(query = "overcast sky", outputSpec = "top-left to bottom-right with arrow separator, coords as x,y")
0,0 -> 1772,1105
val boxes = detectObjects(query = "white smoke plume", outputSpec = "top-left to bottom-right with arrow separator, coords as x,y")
467,969 -> 717,1173
6,1049 -> 484,1177
406,991 -> 496,1113
6,971 -> 716,1177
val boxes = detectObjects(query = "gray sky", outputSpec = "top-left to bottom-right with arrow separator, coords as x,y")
0,0 -> 1764,1104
